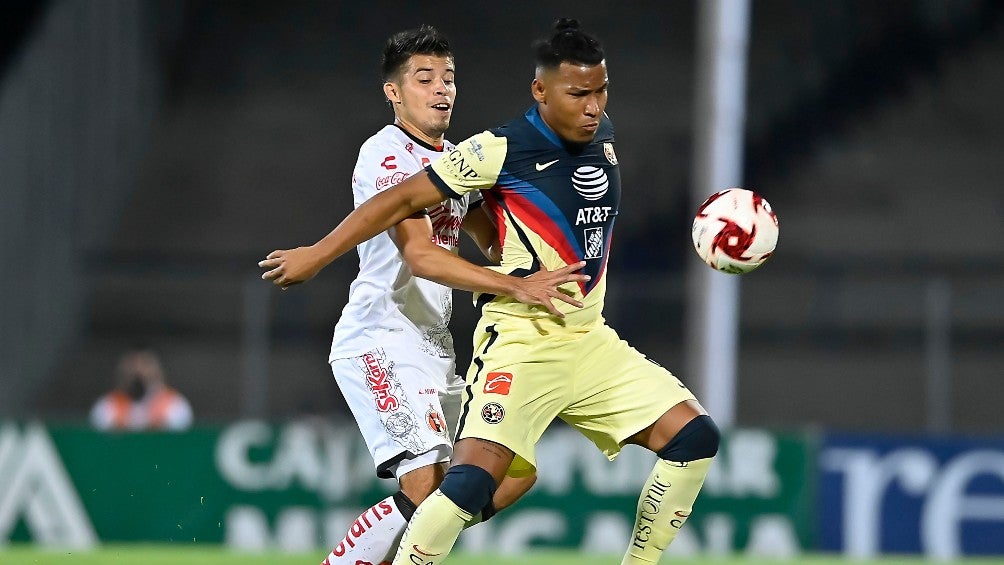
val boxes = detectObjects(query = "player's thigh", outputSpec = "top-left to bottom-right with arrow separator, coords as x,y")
331,343 -> 455,479
456,322 -> 572,476
562,325 -> 696,460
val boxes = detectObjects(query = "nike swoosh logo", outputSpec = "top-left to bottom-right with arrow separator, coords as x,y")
535,159 -> 559,171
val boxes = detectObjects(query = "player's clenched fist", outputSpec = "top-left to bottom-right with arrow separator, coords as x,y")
258,246 -> 326,289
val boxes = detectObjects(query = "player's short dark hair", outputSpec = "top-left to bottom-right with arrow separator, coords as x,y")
381,25 -> 452,82
533,18 -> 604,70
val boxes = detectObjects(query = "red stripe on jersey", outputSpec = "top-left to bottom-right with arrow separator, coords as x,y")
501,192 -> 586,294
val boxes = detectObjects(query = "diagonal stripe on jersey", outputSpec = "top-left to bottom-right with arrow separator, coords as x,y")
495,172 -> 605,295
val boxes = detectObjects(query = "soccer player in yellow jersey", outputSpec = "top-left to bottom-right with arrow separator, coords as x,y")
260,25 -> 588,565
263,19 -> 719,565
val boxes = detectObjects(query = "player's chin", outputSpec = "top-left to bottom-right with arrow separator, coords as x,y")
428,118 -> 451,135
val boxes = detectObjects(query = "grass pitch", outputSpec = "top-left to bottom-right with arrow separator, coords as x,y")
3,545 -> 1002,565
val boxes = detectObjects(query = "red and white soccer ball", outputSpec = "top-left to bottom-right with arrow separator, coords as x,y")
691,188 -> 779,274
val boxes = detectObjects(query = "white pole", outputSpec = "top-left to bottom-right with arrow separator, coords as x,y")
685,0 -> 751,427
241,274 -> 271,418
925,278 -> 952,433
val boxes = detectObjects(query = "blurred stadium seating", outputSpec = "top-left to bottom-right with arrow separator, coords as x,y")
3,1 -> 1002,432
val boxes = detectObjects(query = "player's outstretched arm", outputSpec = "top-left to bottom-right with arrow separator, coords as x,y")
392,216 -> 588,317
258,171 -> 447,289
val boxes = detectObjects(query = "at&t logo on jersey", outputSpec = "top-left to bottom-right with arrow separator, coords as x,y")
575,206 -> 613,225
584,227 -> 604,259
572,165 -> 609,201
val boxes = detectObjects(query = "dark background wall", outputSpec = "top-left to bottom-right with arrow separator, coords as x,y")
5,0 -> 1003,434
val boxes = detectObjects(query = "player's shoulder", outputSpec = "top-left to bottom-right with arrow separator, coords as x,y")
488,111 -> 536,143
358,124 -> 408,156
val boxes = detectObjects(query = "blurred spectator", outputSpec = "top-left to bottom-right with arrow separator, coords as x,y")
89,347 -> 193,431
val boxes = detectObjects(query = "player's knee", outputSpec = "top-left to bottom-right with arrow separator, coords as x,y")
438,464 -> 497,515
657,414 -> 720,462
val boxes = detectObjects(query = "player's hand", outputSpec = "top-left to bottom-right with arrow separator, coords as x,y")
511,261 -> 590,317
258,246 -> 325,289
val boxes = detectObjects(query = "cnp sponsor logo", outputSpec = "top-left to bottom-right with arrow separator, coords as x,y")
483,372 -> 513,395
445,150 -> 478,179
362,352 -> 399,412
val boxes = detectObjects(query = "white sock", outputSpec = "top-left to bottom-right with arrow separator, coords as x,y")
322,495 -> 408,565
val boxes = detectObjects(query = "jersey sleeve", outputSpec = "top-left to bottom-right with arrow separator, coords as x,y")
428,131 -> 507,199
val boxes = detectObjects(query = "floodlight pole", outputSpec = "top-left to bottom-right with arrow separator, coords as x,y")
685,0 -> 751,427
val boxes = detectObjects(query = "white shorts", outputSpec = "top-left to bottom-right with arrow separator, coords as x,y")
331,333 -> 462,480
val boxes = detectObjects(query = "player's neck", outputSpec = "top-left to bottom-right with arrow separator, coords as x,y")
394,118 -> 444,149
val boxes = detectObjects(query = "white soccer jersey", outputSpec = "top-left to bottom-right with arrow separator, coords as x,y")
329,125 -> 478,361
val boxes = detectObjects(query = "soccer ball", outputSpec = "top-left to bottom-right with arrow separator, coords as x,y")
691,188 -> 779,274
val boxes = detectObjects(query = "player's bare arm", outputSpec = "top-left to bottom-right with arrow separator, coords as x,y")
460,205 -> 501,263
258,170 -> 446,288
391,214 -> 588,317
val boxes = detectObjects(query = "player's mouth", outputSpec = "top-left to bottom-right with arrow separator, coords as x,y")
431,102 -> 451,113
582,122 -> 599,132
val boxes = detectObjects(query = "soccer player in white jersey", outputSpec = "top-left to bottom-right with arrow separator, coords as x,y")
259,26 -> 588,565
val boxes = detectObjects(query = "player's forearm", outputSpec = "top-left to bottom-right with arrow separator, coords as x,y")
405,245 -> 517,297
313,185 -> 432,264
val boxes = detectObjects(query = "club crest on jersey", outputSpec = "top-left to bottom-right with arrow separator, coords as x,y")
426,407 -> 448,436
572,166 -> 609,201
603,142 -> 618,165
481,402 -> 505,424
584,227 -> 604,259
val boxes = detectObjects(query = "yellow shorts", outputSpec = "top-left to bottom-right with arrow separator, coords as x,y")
456,320 -> 696,476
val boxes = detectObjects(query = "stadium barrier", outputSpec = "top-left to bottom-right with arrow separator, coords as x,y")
1,422 -> 1001,557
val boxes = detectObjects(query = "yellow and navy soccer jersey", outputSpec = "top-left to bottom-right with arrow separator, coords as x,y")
428,105 -> 620,331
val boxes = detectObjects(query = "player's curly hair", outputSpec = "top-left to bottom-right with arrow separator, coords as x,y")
381,25 -> 453,82
533,18 -> 604,70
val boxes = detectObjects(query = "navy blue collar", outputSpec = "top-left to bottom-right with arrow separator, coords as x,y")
524,105 -> 564,148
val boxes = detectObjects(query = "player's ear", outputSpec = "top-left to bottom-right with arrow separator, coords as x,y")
531,77 -> 546,104
384,81 -> 402,105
